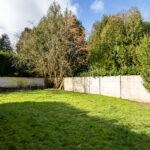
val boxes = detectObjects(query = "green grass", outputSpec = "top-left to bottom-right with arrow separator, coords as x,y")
0,89 -> 150,150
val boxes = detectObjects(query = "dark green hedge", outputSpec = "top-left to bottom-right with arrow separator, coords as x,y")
136,35 -> 150,92
0,51 -> 17,76
0,51 -> 30,77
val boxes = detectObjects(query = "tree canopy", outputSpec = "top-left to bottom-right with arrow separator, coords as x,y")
14,4 -> 150,91
137,35 -> 150,91
87,7 -> 146,76
16,2 -> 87,88
0,34 -> 12,51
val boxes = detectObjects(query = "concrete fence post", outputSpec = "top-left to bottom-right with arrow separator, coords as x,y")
63,76 -> 150,103
89,77 -> 90,94
99,77 -> 101,95
120,75 -> 121,98
84,77 -> 85,93
73,77 -> 74,92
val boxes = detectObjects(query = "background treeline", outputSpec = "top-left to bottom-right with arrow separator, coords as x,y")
0,33 -> 19,77
0,34 -> 32,77
86,7 -> 150,76
0,51 -> 17,76
82,7 -> 150,91
0,51 -> 31,77
15,2 -> 87,88
0,3 -> 150,90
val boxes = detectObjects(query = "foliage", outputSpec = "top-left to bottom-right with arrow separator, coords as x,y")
16,2 -> 87,88
143,21 -> 150,34
64,13 -> 87,74
0,34 -> 12,51
16,28 -> 32,53
0,51 -> 31,77
137,35 -> 150,91
88,15 -> 109,65
87,7 -> 144,76
77,66 -> 139,77
0,90 -> 150,150
0,51 -> 18,76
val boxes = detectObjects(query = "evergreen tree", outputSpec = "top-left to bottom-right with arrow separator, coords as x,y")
87,7 -> 144,75
16,2 -> 87,88
64,11 -> 87,74
0,34 -> 12,51
16,28 -> 32,53
88,15 -> 109,64
137,35 -> 150,91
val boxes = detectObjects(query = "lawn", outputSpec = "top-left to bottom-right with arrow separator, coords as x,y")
0,90 -> 150,150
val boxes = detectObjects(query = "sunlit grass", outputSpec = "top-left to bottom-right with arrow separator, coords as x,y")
0,89 -> 150,150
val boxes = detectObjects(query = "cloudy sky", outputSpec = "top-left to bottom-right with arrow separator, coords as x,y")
0,0 -> 150,43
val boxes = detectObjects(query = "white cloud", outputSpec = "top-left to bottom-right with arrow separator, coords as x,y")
0,0 -> 79,43
90,0 -> 104,13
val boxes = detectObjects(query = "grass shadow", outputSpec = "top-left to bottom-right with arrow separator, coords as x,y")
0,101 -> 150,150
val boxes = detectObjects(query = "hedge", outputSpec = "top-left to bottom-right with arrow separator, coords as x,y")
0,51 -> 30,77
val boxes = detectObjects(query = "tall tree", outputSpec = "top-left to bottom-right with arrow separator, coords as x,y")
124,7 -> 143,66
64,11 -> 87,74
137,35 -> 150,91
87,7 -> 144,75
0,34 -> 12,51
16,2 -> 87,88
88,15 -> 109,64
16,28 -> 32,53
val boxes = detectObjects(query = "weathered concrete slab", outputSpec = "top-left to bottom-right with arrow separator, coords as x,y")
89,77 -> 100,94
64,78 -> 73,91
73,77 -> 85,93
84,77 -> 90,93
0,77 -> 44,88
64,75 -> 150,103
101,76 -> 121,98
121,76 -> 150,103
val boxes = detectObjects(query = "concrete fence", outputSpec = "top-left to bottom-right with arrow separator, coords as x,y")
64,76 -> 150,103
0,77 -> 44,89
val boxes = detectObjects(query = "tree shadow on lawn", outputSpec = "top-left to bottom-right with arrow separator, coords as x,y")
0,88 -> 44,94
0,102 -> 150,150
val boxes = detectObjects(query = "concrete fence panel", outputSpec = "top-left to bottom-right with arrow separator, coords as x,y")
84,77 -> 90,93
0,77 -> 44,88
64,75 -> 150,103
73,77 -> 85,93
101,76 -> 121,98
64,78 -> 73,91
89,77 -> 100,94
121,76 -> 150,103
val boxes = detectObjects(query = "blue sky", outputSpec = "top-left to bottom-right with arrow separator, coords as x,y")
74,0 -> 150,34
0,0 -> 150,43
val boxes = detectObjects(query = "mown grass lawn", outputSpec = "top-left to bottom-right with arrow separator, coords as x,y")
0,89 -> 150,150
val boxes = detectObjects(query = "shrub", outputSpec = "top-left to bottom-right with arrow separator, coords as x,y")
0,51 -> 16,76
137,35 -> 150,91
0,51 -> 30,77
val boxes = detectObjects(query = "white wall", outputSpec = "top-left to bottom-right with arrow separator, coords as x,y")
73,77 -> 85,93
64,78 -> 73,91
101,76 -> 121,98
84,77 -> 90,93
121,76 -> 150,103
89,77 -> 100,94
0,77 -> 44,88
64,76 -> 150,103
